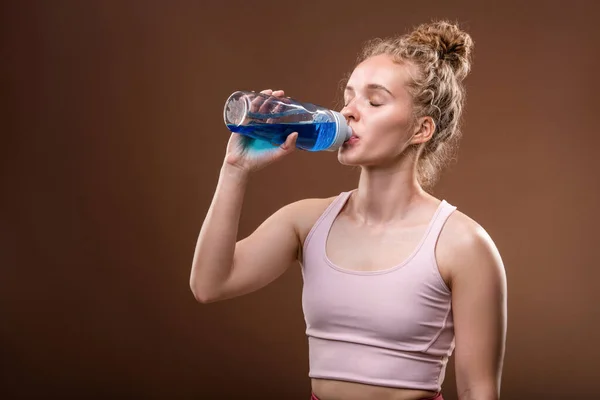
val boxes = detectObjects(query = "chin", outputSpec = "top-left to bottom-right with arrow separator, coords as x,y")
337,148 -> 369,167
337,146 -> 398,168
338,156 -> 360,167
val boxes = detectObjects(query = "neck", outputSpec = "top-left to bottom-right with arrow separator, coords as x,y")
350,157 -> 430,226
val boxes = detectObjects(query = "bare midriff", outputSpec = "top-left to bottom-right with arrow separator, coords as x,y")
312,378 -> 439,400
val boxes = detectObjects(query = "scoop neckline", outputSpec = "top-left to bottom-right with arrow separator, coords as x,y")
323,190 -> 446,276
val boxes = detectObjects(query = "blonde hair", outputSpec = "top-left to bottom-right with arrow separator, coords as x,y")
357,20 -> 474,189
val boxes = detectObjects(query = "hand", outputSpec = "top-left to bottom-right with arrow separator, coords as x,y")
224,89 -> 298,173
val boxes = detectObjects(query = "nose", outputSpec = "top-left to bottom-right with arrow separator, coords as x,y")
341,101 -> 358,121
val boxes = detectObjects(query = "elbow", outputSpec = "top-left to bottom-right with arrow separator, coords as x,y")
191,287 -> 218,304
191,290 -> 214,304
189,280 -> 220,304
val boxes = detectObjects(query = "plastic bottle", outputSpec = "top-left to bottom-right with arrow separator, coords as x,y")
223,90 -> 352,152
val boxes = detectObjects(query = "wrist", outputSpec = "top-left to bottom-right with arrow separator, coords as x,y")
220,162 -> 250,182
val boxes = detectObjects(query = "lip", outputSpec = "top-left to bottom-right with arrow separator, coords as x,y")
344,135 -> 359,145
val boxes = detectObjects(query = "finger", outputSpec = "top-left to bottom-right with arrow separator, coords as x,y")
263,90 -> 289,120
258,95 -> 276,115
266,101 -> 283,124
280,131 -> 298,151
267,133 -> 296,163
272,90 -> 291,107
249,97 -> 264,113
249,89 -> 272,113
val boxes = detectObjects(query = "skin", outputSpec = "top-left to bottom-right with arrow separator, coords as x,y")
190,54 -> 507,400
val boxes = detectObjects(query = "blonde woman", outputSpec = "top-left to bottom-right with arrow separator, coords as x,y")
191,20 -> 507,400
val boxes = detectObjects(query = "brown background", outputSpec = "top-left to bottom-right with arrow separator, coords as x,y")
2,0 -> 600,399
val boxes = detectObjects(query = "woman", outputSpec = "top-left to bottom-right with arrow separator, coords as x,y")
190,20 -> 507,400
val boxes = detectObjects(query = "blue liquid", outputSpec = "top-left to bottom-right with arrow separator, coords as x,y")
227,122 -> 337,152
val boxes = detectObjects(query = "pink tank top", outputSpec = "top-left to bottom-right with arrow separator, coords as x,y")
301,190 -> 457,392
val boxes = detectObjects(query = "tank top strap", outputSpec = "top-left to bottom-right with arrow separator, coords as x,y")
315,190 -> 353,229
303,190 -> 353,254
421,200 -> 457,250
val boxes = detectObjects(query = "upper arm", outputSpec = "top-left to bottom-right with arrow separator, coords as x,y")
215,198 -> 330,302
212,201 -> 302,301
439,215 -> 507,399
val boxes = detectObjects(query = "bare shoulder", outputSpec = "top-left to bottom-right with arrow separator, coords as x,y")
277,194 -> 338,264
283,195 -> 338,242
437,208 -> 505,290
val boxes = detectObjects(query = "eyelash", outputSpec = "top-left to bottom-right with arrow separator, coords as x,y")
344,100 -> 383,107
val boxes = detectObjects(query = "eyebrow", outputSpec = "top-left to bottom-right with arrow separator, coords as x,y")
345,84 -> 395,97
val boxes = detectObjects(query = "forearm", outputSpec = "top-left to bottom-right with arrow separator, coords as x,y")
189,162 -> 249,301
458,384 -> 499,400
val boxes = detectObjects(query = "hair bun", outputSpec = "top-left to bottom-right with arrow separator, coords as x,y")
410,20 -> 474,80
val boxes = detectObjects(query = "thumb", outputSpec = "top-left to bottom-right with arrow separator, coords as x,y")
269,132 -> 298,162
280,131 -> 298,152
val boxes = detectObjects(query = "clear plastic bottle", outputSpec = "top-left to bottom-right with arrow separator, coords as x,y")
223,90 -> 352,152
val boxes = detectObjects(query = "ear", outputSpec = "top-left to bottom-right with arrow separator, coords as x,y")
410,116 -> 435,145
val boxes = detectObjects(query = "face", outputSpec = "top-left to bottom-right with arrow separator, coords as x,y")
338,54 -> 431,167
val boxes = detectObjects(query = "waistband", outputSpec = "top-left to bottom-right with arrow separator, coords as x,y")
310,392 -> 443,400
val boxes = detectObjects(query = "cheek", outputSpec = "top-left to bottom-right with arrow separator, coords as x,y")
366,110 -> 413,141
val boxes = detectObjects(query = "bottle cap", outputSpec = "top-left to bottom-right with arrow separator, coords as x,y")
328,111 -> 352,151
